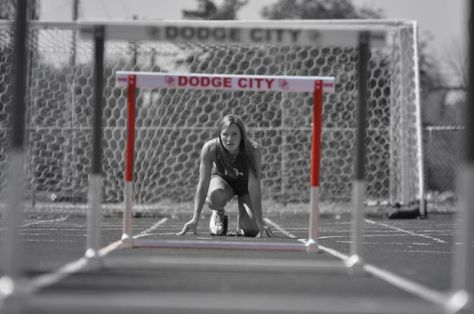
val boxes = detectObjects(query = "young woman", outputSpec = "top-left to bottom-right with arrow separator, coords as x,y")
177,114 -> 273,237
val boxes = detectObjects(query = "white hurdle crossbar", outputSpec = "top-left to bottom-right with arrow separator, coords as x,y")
134,239 -> 308,252
116,71 -> 335,252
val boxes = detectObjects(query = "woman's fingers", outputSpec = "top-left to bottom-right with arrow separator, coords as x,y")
264,226 -> 275,237
177,221 -> 198,236
176,224 -> 190,235
265,227 -> 274,237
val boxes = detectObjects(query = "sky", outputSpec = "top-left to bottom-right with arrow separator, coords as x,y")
40,0 -> 469,82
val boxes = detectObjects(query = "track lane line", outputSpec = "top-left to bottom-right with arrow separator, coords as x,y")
21,216 -> 68,228
30,257 -> 88,292
133,217 -> 168,239
364,219 -> 447,244
29,216 -> 170,291
266,218 -> 452,311
264,218 -> 299,239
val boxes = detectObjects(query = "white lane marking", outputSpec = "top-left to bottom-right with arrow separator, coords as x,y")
335,240 -> 438,246
29,217 -> 170,291
318,235 -> 347,239
19,239 -> 82,243
264,218 -> 298,239
28,238 -> 120,289
389,250 -> 450,254
21,216 -> 68,227
363,264 -> 449,309
267,219 -> 451,310
318,244 -> 351,262
133,217 -> 168,239
364,219 -> 447,244
30,257 -> 89,291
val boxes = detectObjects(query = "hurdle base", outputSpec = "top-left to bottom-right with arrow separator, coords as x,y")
0,277 -> 29,314
345,254 -> 365,275
304,238 -> 319,253
444,290 -> 471,314
0,276 -> 30,298
120,233 -> 134,248
84,249 -> 103,270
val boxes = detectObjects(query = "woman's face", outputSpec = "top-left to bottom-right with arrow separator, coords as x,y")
220,123 -> 241,154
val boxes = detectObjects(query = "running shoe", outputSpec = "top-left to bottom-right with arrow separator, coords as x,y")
209,210 -> 228,236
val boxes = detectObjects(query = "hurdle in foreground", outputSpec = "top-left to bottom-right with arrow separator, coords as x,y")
0,0 -> 29,302
448,2 -> 474,311
116,71 -> 335,253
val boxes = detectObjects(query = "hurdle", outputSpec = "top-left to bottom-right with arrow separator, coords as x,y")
115,71 -> 335,253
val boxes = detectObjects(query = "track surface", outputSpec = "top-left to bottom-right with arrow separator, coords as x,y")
0,212 -> 459,313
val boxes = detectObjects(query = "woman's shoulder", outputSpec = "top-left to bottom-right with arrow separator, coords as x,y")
203,137 -> 218,149
201,138 -> 219,157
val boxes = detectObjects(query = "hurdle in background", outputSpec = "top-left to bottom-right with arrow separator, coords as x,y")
116,71 -> 335,253
0,0 -> 29,312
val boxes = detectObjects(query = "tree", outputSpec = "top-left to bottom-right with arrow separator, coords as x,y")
0,0 -> 39,20
213,0 -> 249,20
0,0 -> 15,19
444,40 -> 468,90
182,0 -> 248,20
182,0 -> 217,19
261,0 -> 442,96
418,32 -> 445,93
261,0 -> 383,19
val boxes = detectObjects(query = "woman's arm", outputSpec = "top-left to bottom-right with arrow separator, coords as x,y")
192,141 -> 213,223
247,142 -> 274,237
248,144 -> 264,228
177,141 -> 213,235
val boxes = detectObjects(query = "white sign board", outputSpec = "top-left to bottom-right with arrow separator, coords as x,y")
80,21 -> 386,47
116,71 -> 335,93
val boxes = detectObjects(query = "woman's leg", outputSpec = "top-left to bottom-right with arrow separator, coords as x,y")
207,176 -> 234,211
207,176 -> 234,235
237,194 -> 259,237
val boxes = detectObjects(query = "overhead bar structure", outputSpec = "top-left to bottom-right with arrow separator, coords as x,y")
79,20 -> 387,47
1,18 -> 450,314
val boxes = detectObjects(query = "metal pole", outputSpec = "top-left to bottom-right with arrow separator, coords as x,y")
348,31 -> 370,271
85,25 -> 105,268
71,0 -> 79,66
448,3 -> 474,312
411,21 -> 427,217
306,80 -> 323,253
0,0 -> 29,310
130,15 -> 138,68
122,75 -> 136,248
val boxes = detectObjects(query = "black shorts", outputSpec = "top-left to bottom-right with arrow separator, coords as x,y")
211,174 -> 249,197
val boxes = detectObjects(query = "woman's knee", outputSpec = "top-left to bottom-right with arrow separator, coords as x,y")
240,226 -> 258,237
208,189 -> 230,208
238,204 -> 259,237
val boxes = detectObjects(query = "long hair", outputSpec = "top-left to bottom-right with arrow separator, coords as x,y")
216,114 -> 258,176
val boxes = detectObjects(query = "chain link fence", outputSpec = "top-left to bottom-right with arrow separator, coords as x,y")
424,126 -> 464,212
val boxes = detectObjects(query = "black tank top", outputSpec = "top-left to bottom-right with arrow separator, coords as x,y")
211,138 -> 249,188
